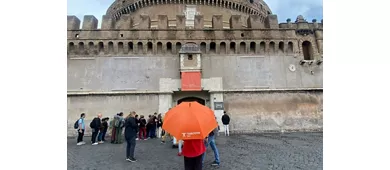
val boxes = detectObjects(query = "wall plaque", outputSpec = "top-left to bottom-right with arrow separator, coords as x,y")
214,102 -> 224,110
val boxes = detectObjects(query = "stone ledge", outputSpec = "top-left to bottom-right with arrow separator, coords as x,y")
67,91 -> 173,96
209,88 -> 323,93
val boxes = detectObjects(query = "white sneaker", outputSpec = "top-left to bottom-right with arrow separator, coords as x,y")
136,138 -> 139,140
77,142 -> 83,146
81,141 -> 86,145
92,143 -> 98,145
98,141 -> 104,144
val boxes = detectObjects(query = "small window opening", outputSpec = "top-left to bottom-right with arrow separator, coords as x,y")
188,54 -> 193,60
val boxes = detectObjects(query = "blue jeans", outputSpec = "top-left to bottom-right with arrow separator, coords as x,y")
98,130 -> 106,141
202,135 -> 220,165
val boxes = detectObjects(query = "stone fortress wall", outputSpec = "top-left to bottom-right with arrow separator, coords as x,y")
67,3 -> 323,137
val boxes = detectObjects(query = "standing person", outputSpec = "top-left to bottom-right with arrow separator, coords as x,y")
150,113 -> 158,138
202,126 -> 220,166
114,112 -> 125,144
98,117 -> 109,144
135,115 -> 140,140
182,139 -> 206,170
177,139 -> 184,156
146,115 -> 152,138
76,113 -> 86,146
90,113 -> 102,145
110,113 -> 119,144
138,115 -> 147,140
125,111 -> 138,162
157,114 -> 163,138
221,111 -> 230,136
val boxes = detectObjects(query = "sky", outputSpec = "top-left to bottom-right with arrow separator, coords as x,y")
67,0 -> 323,24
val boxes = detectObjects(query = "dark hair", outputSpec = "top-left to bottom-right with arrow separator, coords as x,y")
224,111 -> 226,114
119,112 -> 123,116
135,115 -> 139,118
80,113 -> 85,118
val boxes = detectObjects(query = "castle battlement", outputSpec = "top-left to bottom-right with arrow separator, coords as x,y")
67,14 -> 322,60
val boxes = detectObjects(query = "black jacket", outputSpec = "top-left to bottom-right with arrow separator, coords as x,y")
91,117 -> 101,129
125,117 -> 138,139
221,114 -> 230,125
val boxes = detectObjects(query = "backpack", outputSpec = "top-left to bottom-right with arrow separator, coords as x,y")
74,119 -> 80,129
114,118 -> 120,128
90,119 -> 96,128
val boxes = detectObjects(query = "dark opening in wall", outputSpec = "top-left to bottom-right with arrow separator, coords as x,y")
287,42 -> 293,54
200,42 -> 206,53
75,34 -> 79,38
88,42 -> 94,54
302,41 -> 314,60
98,42 -> 104,54
220,42 -> 226,54
269,41 -> 275,54
137,42 -> 143,54
120,34 -> 124,37
240,42 -> 246,54
69,42 -> 75,53
157,42 -> 163,54
230,42 -> 236,54
210,42 -> 216,54
250,42 -> 255,54
188,54 -> 193,60
128,42 -> 134,54
260,41 -> 265,54
176,42 -> 182,54
78,42 -> 84,54
167,42 -> 172,54
278,42 -> 284,53
147,42 -> 153,54
118,42 -> 124,54
108,42 -> 114,54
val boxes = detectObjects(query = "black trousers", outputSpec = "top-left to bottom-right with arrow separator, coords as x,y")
77,129 -> 85,143
126,135 -> 136,159
184,154 -> 203,170
91,128 -> 99,143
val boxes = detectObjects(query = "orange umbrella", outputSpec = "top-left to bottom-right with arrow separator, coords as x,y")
162,101 -> 218,140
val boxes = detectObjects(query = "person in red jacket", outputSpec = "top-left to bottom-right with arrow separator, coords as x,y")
182,139 -> 206,170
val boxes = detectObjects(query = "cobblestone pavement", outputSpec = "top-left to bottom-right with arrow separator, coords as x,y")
68,132 -> 322,170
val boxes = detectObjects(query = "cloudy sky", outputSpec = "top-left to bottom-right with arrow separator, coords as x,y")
67,0 -> 323,23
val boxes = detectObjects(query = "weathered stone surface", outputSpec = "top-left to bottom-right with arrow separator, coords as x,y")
67,133 -> 323,170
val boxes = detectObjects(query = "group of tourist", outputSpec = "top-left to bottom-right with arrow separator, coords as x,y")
73,110 -> 231,169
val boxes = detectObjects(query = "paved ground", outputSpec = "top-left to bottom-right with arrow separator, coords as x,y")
68,132 -> 322,170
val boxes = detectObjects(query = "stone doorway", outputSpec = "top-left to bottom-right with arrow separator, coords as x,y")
177,96 -> 205,105
172,91 -> 210,108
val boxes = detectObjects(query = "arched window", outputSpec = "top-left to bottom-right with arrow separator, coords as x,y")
147,42 -> 153,54
278,42 -> 284,53
108,42 -> 114,54
78,42 -> 84,54
220,42 -> 226,54
302,41 -> 314,60
128,42 -> 134,54
260,41 -> 265,54
176,42 -> 182,54
88,42 -> 94,54
269,41 -> 275,54
68,42 -> 75,53
157,42 -> 163,54
200,42 -> 206,53
118,42 -> 124,54
137,42 -> 143,54
249,42 -> 255,54
287,42 -> 293,54
240,42 -> 246,54
230,42 -> 236,54
98,42 -> 104,54
166,42 -> 172,54
210,42 -> 216,54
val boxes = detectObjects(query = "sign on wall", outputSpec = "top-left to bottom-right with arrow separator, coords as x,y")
214,102 -> 224,110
